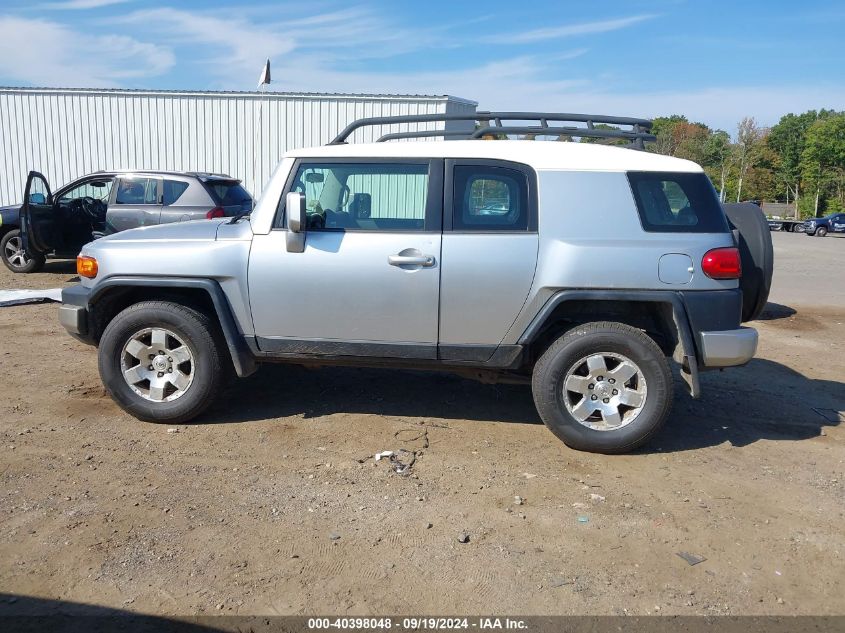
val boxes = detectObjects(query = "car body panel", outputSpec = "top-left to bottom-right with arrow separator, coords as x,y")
0,204 -> 20,229
79,219 -> 255,336
439,233 -> 538,347
248,230 -> 442,354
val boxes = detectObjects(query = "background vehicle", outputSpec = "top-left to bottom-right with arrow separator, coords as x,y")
2,170 -> 251,273
56,112 -> 771,454
767,217 -> 806,232
805,212 -> 845,237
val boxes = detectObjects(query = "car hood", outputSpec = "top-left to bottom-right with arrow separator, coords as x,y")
95,218 -> 229,243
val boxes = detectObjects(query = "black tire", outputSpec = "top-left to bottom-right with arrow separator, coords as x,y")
792,223 -> 804,233
722,203 -> 773,322
531,322 -> 673,454
1,229 -> 45,273
817,226 -> 828,237
98,301 -> 228,423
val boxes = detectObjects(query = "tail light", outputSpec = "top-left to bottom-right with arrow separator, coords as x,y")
701,247 -> 741,279
206,207 -> 225,219
77,255 -> 98,279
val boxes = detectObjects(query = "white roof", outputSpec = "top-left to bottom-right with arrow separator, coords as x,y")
286,140 -> 703,173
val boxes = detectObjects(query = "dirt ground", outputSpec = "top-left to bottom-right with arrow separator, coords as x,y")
0,231 -> 843,617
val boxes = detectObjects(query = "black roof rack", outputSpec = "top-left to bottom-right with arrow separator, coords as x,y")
330,111 -> 656,149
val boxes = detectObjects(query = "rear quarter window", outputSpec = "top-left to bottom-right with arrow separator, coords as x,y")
627,171 -> 729,233
162,180 -> 189,205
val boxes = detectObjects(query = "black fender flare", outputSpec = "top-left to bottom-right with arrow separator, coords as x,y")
518,289 -> 701,397
89,276 -> 258,377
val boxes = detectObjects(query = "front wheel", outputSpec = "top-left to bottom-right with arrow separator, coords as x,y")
1,229 -> 45,273
98,301 -> 228,423
817,226 -> 828,237
531,322 -> 673,454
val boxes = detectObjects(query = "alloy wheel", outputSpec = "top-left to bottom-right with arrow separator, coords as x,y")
4,236 -> 31,269
561,352 -> 647,431
120,327 -> 195,402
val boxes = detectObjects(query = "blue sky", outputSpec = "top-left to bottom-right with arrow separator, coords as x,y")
0,0 -> 842,132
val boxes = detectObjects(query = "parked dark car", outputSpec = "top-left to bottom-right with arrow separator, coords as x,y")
1,170 -> 252,273
805,212 -> 845,237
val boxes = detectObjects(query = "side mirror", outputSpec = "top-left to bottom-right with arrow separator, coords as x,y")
285,191 -> 306,253
286,191 -> 305,233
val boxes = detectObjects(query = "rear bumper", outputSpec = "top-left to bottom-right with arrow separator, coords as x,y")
699,327 -> 758,368
59,285 -> 94,344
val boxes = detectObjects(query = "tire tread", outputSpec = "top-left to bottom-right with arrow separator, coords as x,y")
532,321 -> 672,454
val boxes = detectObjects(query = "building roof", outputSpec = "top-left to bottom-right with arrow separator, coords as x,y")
0,86 -> 477,105
286,140 -> 703,173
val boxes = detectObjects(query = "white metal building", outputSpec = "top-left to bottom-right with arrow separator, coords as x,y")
0,87 -> 477,206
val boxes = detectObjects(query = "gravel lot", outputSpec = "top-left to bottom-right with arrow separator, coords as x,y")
0,231 -> 843,616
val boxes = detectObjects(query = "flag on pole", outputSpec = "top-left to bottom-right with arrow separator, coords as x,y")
257,59 -> 271,89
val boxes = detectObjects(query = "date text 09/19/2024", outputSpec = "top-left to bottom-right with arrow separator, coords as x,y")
307,617 -> 528,630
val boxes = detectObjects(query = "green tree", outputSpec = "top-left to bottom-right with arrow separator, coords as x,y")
734,117 -> 765,202
701,129 -> 731,201
766,110 -> 834,215
801,114 -> 845,216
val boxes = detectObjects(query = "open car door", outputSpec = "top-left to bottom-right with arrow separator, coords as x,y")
20,171 -> 55,257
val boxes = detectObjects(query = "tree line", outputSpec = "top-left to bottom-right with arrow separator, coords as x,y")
645,110 -> 845,218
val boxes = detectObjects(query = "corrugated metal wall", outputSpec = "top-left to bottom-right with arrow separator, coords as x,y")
0,88 -> 477,206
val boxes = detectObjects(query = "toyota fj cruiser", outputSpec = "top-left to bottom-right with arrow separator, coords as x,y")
51,112 -> 773,454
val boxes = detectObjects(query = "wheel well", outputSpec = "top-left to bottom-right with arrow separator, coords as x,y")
88,286 -> 218,344
0,225 -> 16,239
525,299 -> 679,366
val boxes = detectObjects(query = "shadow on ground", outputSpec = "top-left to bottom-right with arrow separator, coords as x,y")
0,594 -> 222,632
756,302 -> 797,321
40,260 -> 77,275
198,356 -> 842,454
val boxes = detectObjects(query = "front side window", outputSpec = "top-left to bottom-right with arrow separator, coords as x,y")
115,178 -> 158,205
453,165 -> 528,230
287,163 -> 429,231
628,172 -> 729,233
58,179 -> 113,205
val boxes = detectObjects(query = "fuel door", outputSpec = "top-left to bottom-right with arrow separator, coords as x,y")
658,253 -> 694,285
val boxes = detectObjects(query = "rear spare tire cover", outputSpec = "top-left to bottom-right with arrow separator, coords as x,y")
722,203 -> 773,322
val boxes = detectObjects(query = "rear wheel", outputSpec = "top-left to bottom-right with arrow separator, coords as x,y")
817,226 -> 828,237
792,223 -> 804,233
98,301 -> 228,423
531,322 -> 672,454
1,229 -> 45,273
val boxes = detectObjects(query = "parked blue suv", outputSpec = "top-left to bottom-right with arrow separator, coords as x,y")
805,212 -> 845,237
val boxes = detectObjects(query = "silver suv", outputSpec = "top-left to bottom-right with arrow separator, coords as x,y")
3,169 -> 251,273
53,112 -> 772,454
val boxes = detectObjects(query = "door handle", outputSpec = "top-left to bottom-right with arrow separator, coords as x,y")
388,254 -> 435,267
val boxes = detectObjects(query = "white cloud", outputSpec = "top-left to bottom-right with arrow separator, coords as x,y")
40,0 -> 131,9
0,15 -> 173,87
109,7 -> 297,83
108,5 -> 455,85
1,5 -> 836,134
489,14 -> 659,44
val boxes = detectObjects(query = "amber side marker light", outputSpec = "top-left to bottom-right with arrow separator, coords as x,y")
77,256 -> 98,278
